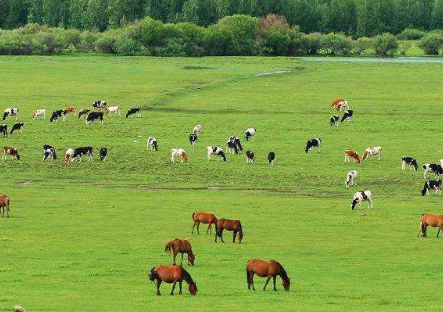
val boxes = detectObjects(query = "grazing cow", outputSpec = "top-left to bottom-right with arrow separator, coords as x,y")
351,191 -> 373,210
126,107 -> 141,118
423,164 -> 443,179
192,124 -> 202,134
422,180 -> 442,196
246,150 -> 254,163
0,194 -> 10,218
401,156 -> 418,171
3,146 -> 20,160
226,136 -> 243,154
3,108 -> 19,120
344,150 -> 361,163
92,100 -> 106,109
244,128 -> 256,141
346,170 -> 358,187
171,149 -> 187,163
86,112 -> 104,124
105,106 -> 121,116
418,214 -> 443,237
63,106 -> 77,115
192,212 -> 217,234
33,109 -> 46,119
100,147 -> 107,161
49,110 -> 66,122
207,146 -> 226,161
189,133 -> 198,148
268,152 -> 275,165
341,110 -> 353,122
147,137 -> 158,151
362,147 -> 382,160
64,148 -> 74,162
77,109 -> 90,118
330,115 -> 339,127
43,144 -> 57,161
0,124 -> 7,137
339,100 -> 349,111
72,147 -> 93,162
10,123 -> 24,135
305,138 -> 321,153
331,98 -> 345,110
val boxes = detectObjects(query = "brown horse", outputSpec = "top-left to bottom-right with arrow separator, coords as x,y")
165,239 -> 195,266
0,195 -> 10,218
418,213 -> 443,237
148,265 -> 198,296
215,218 -> 243,243
192,212 -> 217,234
246,259 -> 290,291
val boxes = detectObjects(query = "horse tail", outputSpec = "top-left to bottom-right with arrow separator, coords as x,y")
164,242 -> 173,254
192,212 -> 195,221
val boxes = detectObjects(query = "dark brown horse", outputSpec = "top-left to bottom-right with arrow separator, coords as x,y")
165,239 -> 195,266
419,213 -> 443,237
246,259 -> 290,291
148,265 -> 198,296
0,195 -> 10,218
215,218 -> 243,243
192,212 -> 217,234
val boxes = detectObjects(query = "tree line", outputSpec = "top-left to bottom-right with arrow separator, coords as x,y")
1,0 -> 443,37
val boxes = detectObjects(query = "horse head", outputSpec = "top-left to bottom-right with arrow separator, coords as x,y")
188,253 -> 195,266
189,282 -> 198,295
282,278 -> 290,291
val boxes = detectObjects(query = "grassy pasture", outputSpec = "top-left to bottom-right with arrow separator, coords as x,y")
1,55 -> 443,312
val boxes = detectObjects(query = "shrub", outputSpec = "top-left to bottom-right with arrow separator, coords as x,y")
397,28 -> 425,40
320,33 -> 352,55
300,33 -> 322,55
418,33 -> 443,55
373,33 -> 398,56
353,37 -> 374,55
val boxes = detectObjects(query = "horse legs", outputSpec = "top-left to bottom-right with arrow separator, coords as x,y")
170,282 -> 177,296
0,207 -> 3,218
247,271 -> 255,290
173,252 -> 177,265
180,253 -> 184,265
156,279 -> 162,296
233,231 -> 237,243
196,222 -> 201,234
192,221 -> 198,234
273,276 -> 277,291
263,277 -> 272,291
179,281 -> 183,295
206,223 -> 211,234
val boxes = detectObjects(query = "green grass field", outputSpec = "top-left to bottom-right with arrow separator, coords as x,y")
1,55 -> 443,312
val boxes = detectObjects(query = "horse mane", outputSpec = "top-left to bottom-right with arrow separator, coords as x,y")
277,262 -> 290,284
182,267 -> 195,285
238,221 -> 243,237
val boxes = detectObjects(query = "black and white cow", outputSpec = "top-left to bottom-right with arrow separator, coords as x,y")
346,170 -> 358,187
226,136 -> 243,154
207,146 -> 226,161
305,138 -> 321,153
99,147 -> 107,161
73,147 -> 93,161
423,163 -> 443,179
189,133 -> 198,148
351,191 -> 373,210
401,156 -> 418,171
246,151 -> 254,164
10,123 -> 24,135
0,124 -> 7,137
3,108 -> 19,120
330,115 -> 339,127
86,112 -> 104,124
268,152 -> 275,165
341,110 -> 353,122
244,128 -> 256,141
49,110 -> 66,122
126,107 -> 141,118
147,137 -> 158,151
93,100 -> 107,109
422,179 -> 442,196
43,144 -> 57,161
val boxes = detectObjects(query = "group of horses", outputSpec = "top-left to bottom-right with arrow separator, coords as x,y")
148,212 -> 290,296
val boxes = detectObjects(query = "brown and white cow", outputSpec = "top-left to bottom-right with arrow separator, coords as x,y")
363,147 -> 382,160
344,150 -> 360,163
33,109 -> 46,120
63,106 -> 77,115
77,109 -> 90,118
3,146 -> 20,160
171,149 -> 188,163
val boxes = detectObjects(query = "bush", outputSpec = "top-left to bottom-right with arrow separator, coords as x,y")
418,33 -> 443,55
319,33 -> 352,55
373,33 -> 398,56
397,28 -> 425,40
258,14 -> 292,56
353,37 -> 374,55
78,31 -> 100,52
299,33 -> 322,55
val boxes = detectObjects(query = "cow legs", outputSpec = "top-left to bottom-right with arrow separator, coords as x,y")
263,277 -> 272,291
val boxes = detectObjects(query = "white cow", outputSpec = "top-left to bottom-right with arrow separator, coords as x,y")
147,137 -> 158,151
346,170 -> 358,187
33,109 -> 46,120
105,106 -> 121,116
193,124 -> 202,134
244,127 -> 256,141
351,191 -> 373,210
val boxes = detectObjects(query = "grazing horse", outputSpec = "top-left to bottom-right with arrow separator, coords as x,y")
419,214 -> 443,237
148,265 -> 198,296
192,212 -> 218,234
164,239 -> 195,266
0,194 -> 10,218
171,149 -> 187,163
246,259 -> 290,291
215,219 -> 243,243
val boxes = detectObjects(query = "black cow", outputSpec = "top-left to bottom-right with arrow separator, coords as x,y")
422,179 -> 442,196
86,112 -> 104,124
43,144 -> 57,161
0,124 -> 7,137
10,123 -> 24,135
305,138 -> 321,153
401,156 -> 418,171
189,133 -> 198,148
126,107 -> 141,118
93,100 -> 107,109
330,115 -> 339,126
73,147 -> 93,161
50,110 -> 66,122
246,151 -> 254,164
341,110 -> 354,122
100,147 -> 107,161
268,152 -> 275,165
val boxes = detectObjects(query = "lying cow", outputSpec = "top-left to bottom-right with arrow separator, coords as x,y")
3,146 -> 20,160
351,191 -> 373,210
244,128 -> 256,141
401,156 -> 418,171
189,133 -> 198,148
305,138 -> 321,153
344,150 -> 360,163
346,170 -> 358,187
86,112 -> 104,124
268,152 -> 275,165
78,109 -> 90,118
423,164 -> 443,179
126,107 -> 141,118
72,147 -> 93,161
0,124 -> 7,137
10,123 -> 24,135
147,137 -> 158,151
246,151 -> 254,164
362,147 -> 382,160
33,109 -> 46,120
3,108 -> 19,120
50,110 -> 66,122
330,115 -> 339,127
422,180 -> 442,196
100,147 -> 107,161
93,100 -> 107,109
226,136 -> 243,154
43,145 -> 57,161
207,146 -> 226,161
